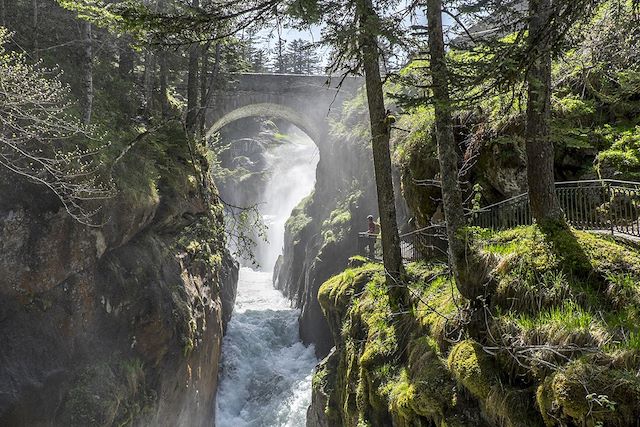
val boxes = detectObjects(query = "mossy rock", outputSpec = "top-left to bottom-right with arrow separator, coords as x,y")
388,338 -> 456,421
482,226 -> 640,315
538,360 -> 640,426
60,363 -> 121,426
318,265 -> 381,333
440,413 -> 480,427
447,341 -> 542,426
315,226 -> 640,427
408,337 -> 455,416
596,126 -> 640,180
448,340 -> 495,400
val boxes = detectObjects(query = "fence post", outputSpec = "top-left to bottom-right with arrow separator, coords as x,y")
606,181 -> 614,235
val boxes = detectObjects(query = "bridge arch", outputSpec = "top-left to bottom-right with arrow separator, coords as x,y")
205,103 -> 322,143
204,74 -> 363,152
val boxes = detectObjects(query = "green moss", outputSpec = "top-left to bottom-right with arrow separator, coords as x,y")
596,126 -> 640,180
318,265 -> 380,317
358,275 -> 398,367
109,122 -> 200,212
406,263 -> 459,344
315,225 -> 640,427
392,107 -> 441,228
480,226 -> 640,316
318,189 -> 363,247
387,337 -> 455,420
330,210 -> 352,227
447,341 -> 544,426
536,376 -> 556,426
312,364 -> 329,390
539,359 -> 640,425
171,288 -> 198,357
285,194 -> 314,242
177,213 -> 225,272
482,225 -> 640,360
448,340 -> 495,400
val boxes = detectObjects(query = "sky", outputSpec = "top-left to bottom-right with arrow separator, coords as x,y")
255,25 -> 325,62
253,8 -> 456,70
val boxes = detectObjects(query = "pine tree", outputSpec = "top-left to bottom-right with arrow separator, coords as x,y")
251,48 -> 270,73
448,0 -> 604,228
302,42 -> 321,75
423,0 -> 475,299
355,0 -> 406,297
524,0 -> 564,227
185,0 -> 200,135
273,37 -> 288,73
290,0 -> 409,301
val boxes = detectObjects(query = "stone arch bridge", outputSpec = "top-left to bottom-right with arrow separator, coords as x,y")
205,73 -> 363,150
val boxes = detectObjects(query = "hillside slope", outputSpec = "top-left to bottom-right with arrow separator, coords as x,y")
309,227 -> 640,426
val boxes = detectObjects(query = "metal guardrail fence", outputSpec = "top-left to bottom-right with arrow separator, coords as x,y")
358,225 -> 448,262
470,180 -> 640,237
400,225 -> 448,262
358,179 -> 640,262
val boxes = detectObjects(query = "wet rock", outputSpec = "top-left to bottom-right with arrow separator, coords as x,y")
0,166 -> 238,426
274,125 -> 378,359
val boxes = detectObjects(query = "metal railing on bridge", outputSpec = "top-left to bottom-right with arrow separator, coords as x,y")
358,179 -> 640,262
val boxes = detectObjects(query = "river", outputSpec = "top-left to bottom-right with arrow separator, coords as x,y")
215,127 -> 319,427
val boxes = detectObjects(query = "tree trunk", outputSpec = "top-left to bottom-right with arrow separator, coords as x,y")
185,41 -> 200,135
143,48 -> 156,119
32,0 -> 38,52
276,37 -> 286,73
157,0 -> 168,118
118,38 -> 135,79
81,21 -> 93,125
1,0 -> 6,28
425,0 -> 476,299
355,0 -> 406,300
198,43 -> 210,133
185,0 -> 200,136
159,52 -> 169,118
201,42 -> 221,133
525,0 -> 564,226
211,43 -> 221,95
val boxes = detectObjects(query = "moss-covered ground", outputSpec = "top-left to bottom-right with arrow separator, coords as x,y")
315,227 -> 640,427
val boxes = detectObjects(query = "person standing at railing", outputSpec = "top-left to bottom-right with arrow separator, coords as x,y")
366,215 -> 380,258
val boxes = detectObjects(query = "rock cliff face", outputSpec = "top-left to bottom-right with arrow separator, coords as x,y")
0,130 -> 238,426
394,108 -> 603,230
274,95 -> 378,358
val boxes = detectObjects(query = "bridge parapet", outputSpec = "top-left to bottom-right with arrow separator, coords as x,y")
206,73 -> 364,146
220,73 -> 363,95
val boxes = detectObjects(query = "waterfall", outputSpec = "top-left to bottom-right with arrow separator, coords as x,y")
216,126 -> 319,427
252,127 -> 319,272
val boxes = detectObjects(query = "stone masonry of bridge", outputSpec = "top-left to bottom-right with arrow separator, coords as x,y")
205,73 -> 363,151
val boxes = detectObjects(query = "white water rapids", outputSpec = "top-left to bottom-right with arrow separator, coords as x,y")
215,127 -> 319,427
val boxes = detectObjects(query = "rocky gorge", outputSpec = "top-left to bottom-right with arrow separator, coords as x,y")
1,0 -> 639,425
0,123 -> 239,426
